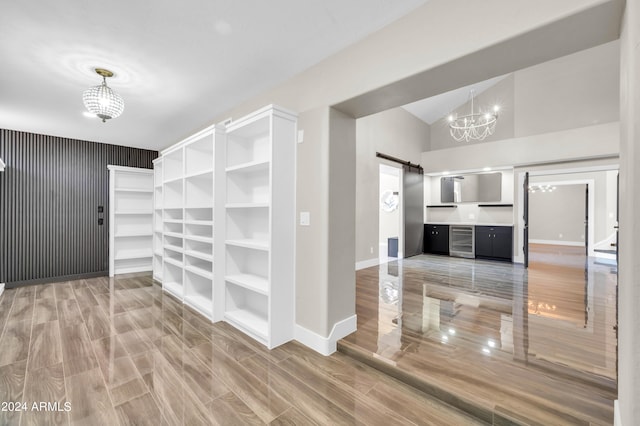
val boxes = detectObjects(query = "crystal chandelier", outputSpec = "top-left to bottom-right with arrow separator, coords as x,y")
83,68 -> 124,122
447,90 -> 499,142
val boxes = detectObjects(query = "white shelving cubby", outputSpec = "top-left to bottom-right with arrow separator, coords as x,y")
152,158 -> 163,282
108,165 -> 154,277
155,125 -> 225,319
224,105 -> 296,349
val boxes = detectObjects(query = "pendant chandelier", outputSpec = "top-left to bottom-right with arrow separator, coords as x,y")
447,90 -> 499,142
83,68 -> 124,123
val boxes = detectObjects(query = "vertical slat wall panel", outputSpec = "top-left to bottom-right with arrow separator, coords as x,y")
0,129 -> 158,286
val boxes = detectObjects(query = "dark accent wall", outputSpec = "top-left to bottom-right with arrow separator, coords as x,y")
0,129 -> 158,286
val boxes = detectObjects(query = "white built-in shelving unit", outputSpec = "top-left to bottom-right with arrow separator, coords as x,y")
224,105 -> 296,348
153,125 -> 225,320
152,158 -> 163,282
108,165 -> 154,277
152,104 -> 296,349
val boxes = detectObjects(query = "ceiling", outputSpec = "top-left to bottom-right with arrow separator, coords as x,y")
0,0 -> 427,151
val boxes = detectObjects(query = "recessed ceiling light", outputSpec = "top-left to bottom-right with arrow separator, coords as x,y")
483,167 -> 492,172
83,111 -> 97,118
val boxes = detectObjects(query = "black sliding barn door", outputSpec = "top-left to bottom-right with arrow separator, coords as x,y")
523,172 -> 529,268
403,165 -> 424,258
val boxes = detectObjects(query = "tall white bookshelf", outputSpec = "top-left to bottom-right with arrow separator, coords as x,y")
108,165 -> 154,277
152,158 -> 163,282
154,125 -> 225,320
224,105 -> 296,349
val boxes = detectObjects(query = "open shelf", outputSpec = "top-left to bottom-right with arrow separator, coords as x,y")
164,180 -> 183,209
113,214 -> 153,236
226,245 -> 268,283
185,222 -> 213,239
185,254 -> 213,280
225,239 -> 269,251
225,274 -> 268,296
184,238 -> 212,258
164,256 -> 183,268
114,247 -> 152,260
226,159 -> 269,174
226,208 -> 268,241
226,167 -> 269,205
225,202 -> 269,209
164,234 -> 183,248
163,149 -> 183,182
185,134 -> 214,176
164,221 -> 183,234
185,207 -> 213,222
185,173 -> 213,208
225,282 -> 268,341
114,257 -> 153,274
114,170 -> 154,191
164,208 -> 183,221
185,270 -> 213,317
164,280 -> 183,299
226,115 -> 270,168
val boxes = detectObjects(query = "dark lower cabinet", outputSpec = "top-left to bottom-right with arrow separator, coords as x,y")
424,224 -> 449,255
475,226 -> 513,261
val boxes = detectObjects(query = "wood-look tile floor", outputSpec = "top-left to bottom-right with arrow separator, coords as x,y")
340,245 -> 618,425
0,274 -> 486,426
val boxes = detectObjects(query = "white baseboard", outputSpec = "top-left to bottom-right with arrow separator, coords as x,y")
529,239 -> 585,247
295,314 -> 357,356
355,258 -> 382,270
614,400 -> 621,426
0,283 -> 4,298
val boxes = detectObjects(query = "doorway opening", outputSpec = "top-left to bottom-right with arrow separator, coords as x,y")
523,167 -> 618,379
378,164 -> 402,262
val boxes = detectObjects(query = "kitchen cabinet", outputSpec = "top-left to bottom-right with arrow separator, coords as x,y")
424,224 -> 449,255
475,226 -> 512,261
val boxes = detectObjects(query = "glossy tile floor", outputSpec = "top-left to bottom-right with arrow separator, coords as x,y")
0,274 -> 486,426
340,244 -> 618,425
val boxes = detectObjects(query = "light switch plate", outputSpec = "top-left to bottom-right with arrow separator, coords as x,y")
300,211 -> 310,226
297,130 -> 304,143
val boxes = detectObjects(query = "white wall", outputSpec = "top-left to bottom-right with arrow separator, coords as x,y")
355,107 -> 430,263
529,184 -> 586,244
618,1 -> 640,423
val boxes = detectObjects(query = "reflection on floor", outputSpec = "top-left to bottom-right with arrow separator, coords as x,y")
0,274 -> 484,425
340,244 -> 618,425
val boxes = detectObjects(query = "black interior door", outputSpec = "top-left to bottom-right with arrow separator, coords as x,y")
523,172 -> 529,268
585,184 -> 589,257
403,165 -> 424,258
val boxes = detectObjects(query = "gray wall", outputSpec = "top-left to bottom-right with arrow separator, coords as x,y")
355,107 -> 430,263
618,2 -> 640,423
0,129 -> 157,286
428,41 -> 619,151
529,184 -> 586,244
